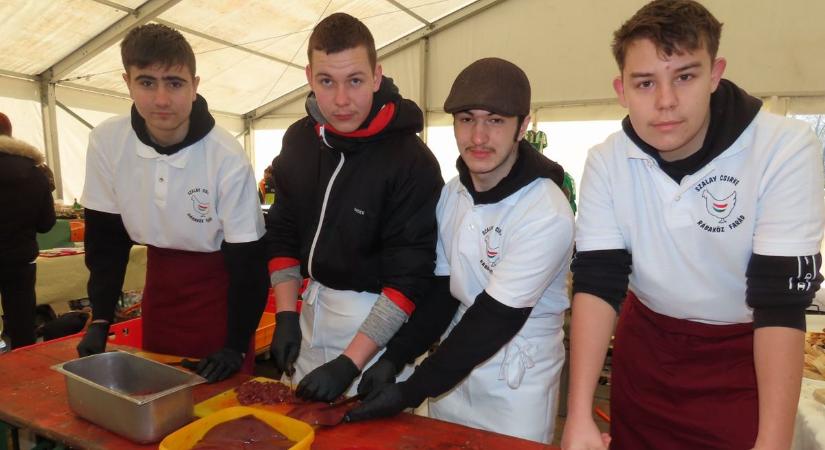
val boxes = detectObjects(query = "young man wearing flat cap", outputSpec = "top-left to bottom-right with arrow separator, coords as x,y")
346,57 -> 575,444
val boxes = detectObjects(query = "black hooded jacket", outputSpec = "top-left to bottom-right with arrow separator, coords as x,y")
266,77 -> 444,306
0,136 -> 56,265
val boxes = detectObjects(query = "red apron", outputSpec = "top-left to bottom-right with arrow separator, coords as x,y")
610,292 -> 757,450
141,246 -> 254,374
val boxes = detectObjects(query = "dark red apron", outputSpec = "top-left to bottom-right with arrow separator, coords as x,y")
609,292 -> 757,450
141,246 -> 254,374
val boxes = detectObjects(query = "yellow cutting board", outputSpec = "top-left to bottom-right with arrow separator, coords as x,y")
194,376 -> 295,417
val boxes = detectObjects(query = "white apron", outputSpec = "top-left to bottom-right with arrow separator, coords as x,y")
289,279 -> 414,396
428,305 -> 565,444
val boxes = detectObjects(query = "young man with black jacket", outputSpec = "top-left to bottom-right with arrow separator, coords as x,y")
561,1 -> 825,449
77,24 -> 268,383
345,58 -> 575,444
265,13 -> 443,402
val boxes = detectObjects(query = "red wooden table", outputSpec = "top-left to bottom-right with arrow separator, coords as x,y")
0,337 -> 558,449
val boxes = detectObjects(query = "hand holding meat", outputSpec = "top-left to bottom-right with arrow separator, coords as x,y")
345,382 -> 408,422
270,311 -> 301,376
295,354 -> 360,402
357,357 -> 399,396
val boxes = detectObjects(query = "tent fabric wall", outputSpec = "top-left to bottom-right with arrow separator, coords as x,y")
2,0 -> 824,193
0,77 -> 45,151
422,0 -> 825,114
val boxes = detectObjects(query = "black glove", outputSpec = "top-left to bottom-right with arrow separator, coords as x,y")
357,357 -> 400,396
271,311 -> 301,377
295,354 -> 361,402
76,321 -> 110,357
180,348 -> 244,383
345,382 -> 410,422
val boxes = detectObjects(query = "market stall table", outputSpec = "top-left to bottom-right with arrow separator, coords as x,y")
0,337 -> 558,450
34,245 -> 147,306
792,314 -> 825,450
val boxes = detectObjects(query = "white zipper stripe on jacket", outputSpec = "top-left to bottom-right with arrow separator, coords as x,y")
308,125 -> 345,280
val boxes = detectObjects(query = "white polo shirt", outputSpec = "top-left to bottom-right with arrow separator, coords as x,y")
82,115 -> 265,252
435,176 -> 574,317
576,111 -> 825,324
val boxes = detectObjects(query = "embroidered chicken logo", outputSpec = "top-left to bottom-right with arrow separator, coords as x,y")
702,190 -> 737,223
191,192 -> 210,217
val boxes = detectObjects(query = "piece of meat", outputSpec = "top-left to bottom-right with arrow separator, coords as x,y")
190,415 -> 294,450
286,400 -> 361,426
236,380 -> 297,405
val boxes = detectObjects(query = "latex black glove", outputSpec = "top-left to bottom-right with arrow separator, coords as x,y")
345,382 -> 409,422
357,357 -> 400,396
295,354 -> 361,402
271,311 -> 301,377
76,321 -> 110,357
180,348 -> 244,383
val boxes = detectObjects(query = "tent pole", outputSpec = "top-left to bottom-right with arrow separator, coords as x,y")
39,77 -> 64,201
419,38 -> 429,144
243,117 -> 255,167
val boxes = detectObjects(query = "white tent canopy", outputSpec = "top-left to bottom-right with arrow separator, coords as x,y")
1,0 -> 824,202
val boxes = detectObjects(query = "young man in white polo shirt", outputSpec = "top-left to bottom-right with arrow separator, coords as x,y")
561,1 -> 825,449
77,24 -> 268,383
345,58 -> 575,444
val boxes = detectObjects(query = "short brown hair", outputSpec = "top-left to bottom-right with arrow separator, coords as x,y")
612,0 -> 722,71
121,24 -> 196,77
307,13 -> 377,69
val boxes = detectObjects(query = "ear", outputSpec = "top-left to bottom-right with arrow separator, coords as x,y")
613,75 -> 628,108
192,75 -> 200,100
710,57 -> 727,92
372,64 -> 383,92
517,114 -> 531,140
305,64 -> 313,86
122,72 -> 134,98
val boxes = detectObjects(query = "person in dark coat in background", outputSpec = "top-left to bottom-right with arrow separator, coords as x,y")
0,112 -> 56,348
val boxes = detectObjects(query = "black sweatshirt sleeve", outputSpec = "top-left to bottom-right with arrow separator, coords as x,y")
84,208 -> 132,322
571,249 -> 632,312
400,291 -> 531,404
36,178 -> 56,233
747,253 -> 822,330
379,145 -> 444,308
222,238 -> 270,353
381,276 -> 460,370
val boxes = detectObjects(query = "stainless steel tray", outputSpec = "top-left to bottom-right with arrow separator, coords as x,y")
52,350 -> 206,443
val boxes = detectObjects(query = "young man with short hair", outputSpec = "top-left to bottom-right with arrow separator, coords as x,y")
562,1 -> 824,449
345,57 -> 574,444
265,12 -> 443,402
78,24 -> 269,383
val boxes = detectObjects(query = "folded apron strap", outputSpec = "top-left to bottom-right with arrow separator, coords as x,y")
141,246 -> 254,373
498,312 -> 564,389
429,306 -> 565,444
610,292 -> 757,450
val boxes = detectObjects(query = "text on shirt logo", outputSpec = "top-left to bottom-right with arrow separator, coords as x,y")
353,207 -> 365,216
187,187 -> 213,223
480,225 -> 503,273
694,174 -> 745,233
789,256 -> 817,292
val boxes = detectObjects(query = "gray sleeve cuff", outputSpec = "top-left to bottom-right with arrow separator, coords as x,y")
270,265 -> 302,286
358,293 -> 408,348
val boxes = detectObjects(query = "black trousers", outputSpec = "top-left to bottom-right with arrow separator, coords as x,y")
0,262 -> 37,349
